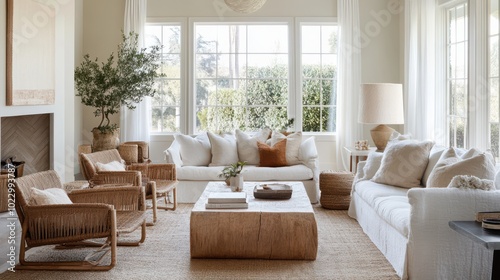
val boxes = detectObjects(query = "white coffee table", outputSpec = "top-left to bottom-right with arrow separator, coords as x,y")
190,181 -> 318,260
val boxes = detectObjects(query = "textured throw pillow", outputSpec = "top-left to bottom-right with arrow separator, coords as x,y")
30,188 -> 73,205
372,140 -> 434,188
235,128 -> 271,165
298,136 -> 318,162
447,175 -> 495,191
360,152 -> 384,181
207,132 -> 239,166
96,160 -> 126,171
426,148 -> 496,188
270,131 -> 302,165
257,139 -> 287,167
174,132 -> 211,166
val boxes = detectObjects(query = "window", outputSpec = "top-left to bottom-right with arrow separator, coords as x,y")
145,24 -> 182,133
300,24 -> 338,132
194,23 -> 290,133
446,3 -> 468,148
147,18 -> 337,134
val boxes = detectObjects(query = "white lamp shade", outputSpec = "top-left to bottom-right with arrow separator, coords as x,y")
358,83 -> 404,124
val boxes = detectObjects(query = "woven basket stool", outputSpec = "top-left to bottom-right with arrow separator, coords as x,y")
320,170 -> 354,210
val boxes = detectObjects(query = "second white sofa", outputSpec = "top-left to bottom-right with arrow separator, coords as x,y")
349,141 -> 499,279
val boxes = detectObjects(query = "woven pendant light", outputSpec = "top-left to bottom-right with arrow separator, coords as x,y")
224,0 -> 267,13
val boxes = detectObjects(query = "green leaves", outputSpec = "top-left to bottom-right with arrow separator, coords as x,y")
219,161 -> 247,179
75,32 -> 164,131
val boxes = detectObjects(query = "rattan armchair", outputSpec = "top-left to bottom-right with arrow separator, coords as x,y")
79,148 -> 177,225
14,170 -> 146,271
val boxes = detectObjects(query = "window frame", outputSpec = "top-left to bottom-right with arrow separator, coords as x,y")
148,17 -> 337,138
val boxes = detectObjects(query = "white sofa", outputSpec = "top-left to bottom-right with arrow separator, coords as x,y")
164,131 -> 320,203
348,144 -> 500,279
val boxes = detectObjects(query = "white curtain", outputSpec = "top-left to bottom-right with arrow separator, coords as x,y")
121,0 -> 150,142
336,0 -> 363,171
404,0 -> 437,141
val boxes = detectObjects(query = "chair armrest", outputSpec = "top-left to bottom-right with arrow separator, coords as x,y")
69,186 -> 146,211
144,163 -> 177,181
90,171 -> 142,187
22,204 -> 116,245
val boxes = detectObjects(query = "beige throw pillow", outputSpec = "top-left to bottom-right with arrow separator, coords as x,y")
207,132 -> 239,166
270,131 -> 302,165
30,188 -> 73,205
174,132 -> 211,166
96,160 -> 126,171
426,148 -> 496,188
372,140 -> 434,188
235,128 -> 271,165
360,152 -> 384,181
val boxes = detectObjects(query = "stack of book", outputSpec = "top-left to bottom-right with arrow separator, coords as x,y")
477,211 -> 500,230
205,192 -> 248,209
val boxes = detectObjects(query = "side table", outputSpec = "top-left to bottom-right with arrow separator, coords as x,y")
343,147 -> 376,173
449,221 -> 500,279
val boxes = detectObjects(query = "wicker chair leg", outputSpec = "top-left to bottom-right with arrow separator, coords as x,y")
146,191 -> 158,226
157,188 -> 177,211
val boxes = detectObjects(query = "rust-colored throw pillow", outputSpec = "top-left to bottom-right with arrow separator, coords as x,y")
257,139 -> 288,167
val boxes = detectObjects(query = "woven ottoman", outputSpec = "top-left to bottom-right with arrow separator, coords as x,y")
320,170 -> 354,210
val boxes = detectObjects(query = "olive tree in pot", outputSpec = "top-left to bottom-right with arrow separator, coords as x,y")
75,32 -> 163,151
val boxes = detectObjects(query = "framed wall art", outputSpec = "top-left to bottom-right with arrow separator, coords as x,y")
6,0 -> 56,106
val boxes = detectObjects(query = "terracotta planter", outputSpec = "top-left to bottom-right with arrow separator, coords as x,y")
92,128 -> 120,152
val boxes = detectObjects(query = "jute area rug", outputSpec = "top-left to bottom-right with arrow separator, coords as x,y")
1,204 -> 398,280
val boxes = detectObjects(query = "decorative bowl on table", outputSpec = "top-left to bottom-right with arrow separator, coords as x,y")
253,183 -> 292,199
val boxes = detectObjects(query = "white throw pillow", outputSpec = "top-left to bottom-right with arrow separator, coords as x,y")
235,128 -> 271,165
271,131 -> 302,165
372,140 -> 434,188
360,152 -> 384,181
175,132 -> 211,166
426,148 -> 496,188
96,160 -> 126,171
298,136 -> 318,162
207,132 -> 239,166
30,188 -> 73,205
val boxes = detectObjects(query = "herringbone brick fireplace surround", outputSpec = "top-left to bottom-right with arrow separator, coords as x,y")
0,114 -> 50,176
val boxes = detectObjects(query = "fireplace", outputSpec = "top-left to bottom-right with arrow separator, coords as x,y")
0,114 -> 51,176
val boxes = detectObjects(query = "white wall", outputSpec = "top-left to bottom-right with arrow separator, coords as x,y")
0,0 -> 76,182
80,0 -> 403,171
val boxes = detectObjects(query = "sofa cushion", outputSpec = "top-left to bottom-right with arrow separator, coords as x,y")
271,131 -> 302,165
372,140 -> 434,188
354,180 -> 408,205
235,128 -> 271,165
207,132 -> 238,166
257,139 -> 287,167
175,133 -> 211,166
372,196 -> 410,237
177,164 -> 313,181
427,148 -> 496,188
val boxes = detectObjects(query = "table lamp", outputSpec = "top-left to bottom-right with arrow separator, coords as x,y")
358,83 -> 404,151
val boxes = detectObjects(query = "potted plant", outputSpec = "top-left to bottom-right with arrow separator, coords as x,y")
75,32 -> 163,151
219,161 -> 247,191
